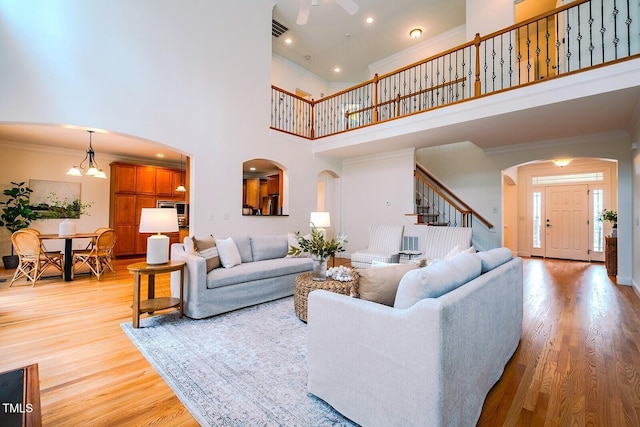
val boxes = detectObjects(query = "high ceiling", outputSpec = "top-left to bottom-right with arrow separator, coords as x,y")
0,1 -> 466,162
272,0 -> 466,82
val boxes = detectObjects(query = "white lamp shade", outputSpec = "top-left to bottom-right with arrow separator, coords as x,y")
139,208 -> 179,233
310,211 -> 331,228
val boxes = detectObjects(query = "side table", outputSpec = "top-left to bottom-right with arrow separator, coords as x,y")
605,236 -> 617,277
294,272 -> 352,322
127,260 -> 185,328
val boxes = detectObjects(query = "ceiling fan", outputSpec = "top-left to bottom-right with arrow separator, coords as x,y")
296,0 -> 359,25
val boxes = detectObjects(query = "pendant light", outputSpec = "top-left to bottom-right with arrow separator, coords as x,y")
67,130 -> 107,179
175,154 -> 187,192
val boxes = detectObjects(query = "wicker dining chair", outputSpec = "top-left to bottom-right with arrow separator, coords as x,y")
22,228 -> 66,276
84,227 -> 112,250
72,229 -> 118,280
10,229 -> 64,286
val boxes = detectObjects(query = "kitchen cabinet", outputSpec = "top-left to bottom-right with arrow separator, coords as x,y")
110,162 -> 185,256
244,178 -> 261,210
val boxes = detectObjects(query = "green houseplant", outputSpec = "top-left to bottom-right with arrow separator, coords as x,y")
598,209 -> 617,237
288,225 -> 348,281
0,182 -> 40,268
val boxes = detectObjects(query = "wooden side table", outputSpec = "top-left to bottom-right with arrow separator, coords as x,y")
605,236 -> 617,277
127,260 -> 185,328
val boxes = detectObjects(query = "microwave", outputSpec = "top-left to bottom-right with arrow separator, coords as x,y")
157,200 -> 187,217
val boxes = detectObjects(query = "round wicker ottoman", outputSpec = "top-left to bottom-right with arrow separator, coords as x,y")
294,272 -> 352,322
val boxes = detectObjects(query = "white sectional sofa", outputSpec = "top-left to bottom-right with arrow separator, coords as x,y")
170,234 -> 313,319
307,248 -> 523,426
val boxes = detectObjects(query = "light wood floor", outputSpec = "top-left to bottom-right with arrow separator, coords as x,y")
1,257 -> 639,426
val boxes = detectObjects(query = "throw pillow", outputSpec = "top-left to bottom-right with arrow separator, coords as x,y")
216,237 -> 242,268
192,235 -> 221,272
353,263 -> 418,306
477,247 -> 513,273
394,252 -> 482,309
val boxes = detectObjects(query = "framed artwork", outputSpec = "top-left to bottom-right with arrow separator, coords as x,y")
29,179 -> 83,219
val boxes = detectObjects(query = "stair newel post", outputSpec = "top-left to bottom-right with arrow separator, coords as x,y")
474,33 -> 482,96
373,73 -> 379,124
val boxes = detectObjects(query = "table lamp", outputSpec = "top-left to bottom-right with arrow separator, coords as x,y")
139,208 -> 179,264
310,211 -> 331,236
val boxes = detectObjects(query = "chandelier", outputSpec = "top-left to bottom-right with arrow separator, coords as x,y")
66,130 -> 107,179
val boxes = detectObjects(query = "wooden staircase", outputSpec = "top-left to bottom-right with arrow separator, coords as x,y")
407,164 -> 493,229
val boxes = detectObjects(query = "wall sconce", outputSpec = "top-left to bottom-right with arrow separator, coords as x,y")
66,130 -> 107,178
139,208 -> 179,264
552,158 -> 572,167
410,28 -> 422,39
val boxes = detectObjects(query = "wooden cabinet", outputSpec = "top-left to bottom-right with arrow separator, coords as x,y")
267,174 -> 279,195
110,162 -> 186,257
112,163 -> 137,193
136,166 -> 156,195
155,168 -> 174,197
244,178 -> 261,210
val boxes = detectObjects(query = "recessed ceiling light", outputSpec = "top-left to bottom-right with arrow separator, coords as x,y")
410,28 -> 422,39
366,17 -> 374,24
156,153 -> 165,158
250,167 -> 256,171
334,67 -> 341,73
285,38 -> 292,44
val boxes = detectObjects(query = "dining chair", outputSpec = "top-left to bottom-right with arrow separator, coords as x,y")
10,230 -> 64,286
72,229 -> 118,280
22,228 -> 66,277
84,227 -> 111,250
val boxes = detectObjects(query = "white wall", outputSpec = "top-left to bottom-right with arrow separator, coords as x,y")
0,0 -> 342,247
340,148 -> 415,255
466,0 -> 515,39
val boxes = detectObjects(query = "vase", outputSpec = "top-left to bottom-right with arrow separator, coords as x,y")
59,218 -> 76,236
312,255 -> 327,281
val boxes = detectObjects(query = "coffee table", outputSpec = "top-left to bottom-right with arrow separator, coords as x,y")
294,272 -> 352,322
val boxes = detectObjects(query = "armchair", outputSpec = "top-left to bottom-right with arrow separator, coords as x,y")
350,224 -> 404,269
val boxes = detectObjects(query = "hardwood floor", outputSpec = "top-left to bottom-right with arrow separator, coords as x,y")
1,257 -> 638,426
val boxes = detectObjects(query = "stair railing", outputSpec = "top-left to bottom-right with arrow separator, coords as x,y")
271,0 -> 640,139
413,164 -> 494,230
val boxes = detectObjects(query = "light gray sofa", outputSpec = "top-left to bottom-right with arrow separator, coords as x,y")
307,248 -> 523,427
170,234 -> 312,319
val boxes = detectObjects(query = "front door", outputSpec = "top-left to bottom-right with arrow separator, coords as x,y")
545,184 -> 589,261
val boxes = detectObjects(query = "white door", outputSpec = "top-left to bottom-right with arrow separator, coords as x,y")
545,184 -> 589,261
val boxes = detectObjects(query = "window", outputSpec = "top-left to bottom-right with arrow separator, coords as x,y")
593,189 -> 604,252
532,172 -> 603,185
532,191 -> 542,249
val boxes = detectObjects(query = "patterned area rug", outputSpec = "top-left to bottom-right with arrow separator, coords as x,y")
121,297 -> 355,426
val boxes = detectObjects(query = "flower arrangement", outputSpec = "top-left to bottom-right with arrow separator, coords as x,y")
288,225 -> 348,261
598,209 -> 617,226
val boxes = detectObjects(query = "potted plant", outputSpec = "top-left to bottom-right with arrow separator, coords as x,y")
288,225 -> 348,281
598,209 -> 617,237
0,182 -> 40,269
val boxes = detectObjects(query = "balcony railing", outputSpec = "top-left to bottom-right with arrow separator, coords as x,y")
271,0 -> 639,139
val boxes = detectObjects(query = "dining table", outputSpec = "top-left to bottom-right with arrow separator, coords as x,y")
38,232 -> 98,281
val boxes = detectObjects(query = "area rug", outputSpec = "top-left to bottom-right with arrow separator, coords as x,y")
121,297 -> 356,426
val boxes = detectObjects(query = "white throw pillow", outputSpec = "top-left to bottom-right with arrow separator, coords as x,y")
286,232 -> 312,258
215,237 -> 242,268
